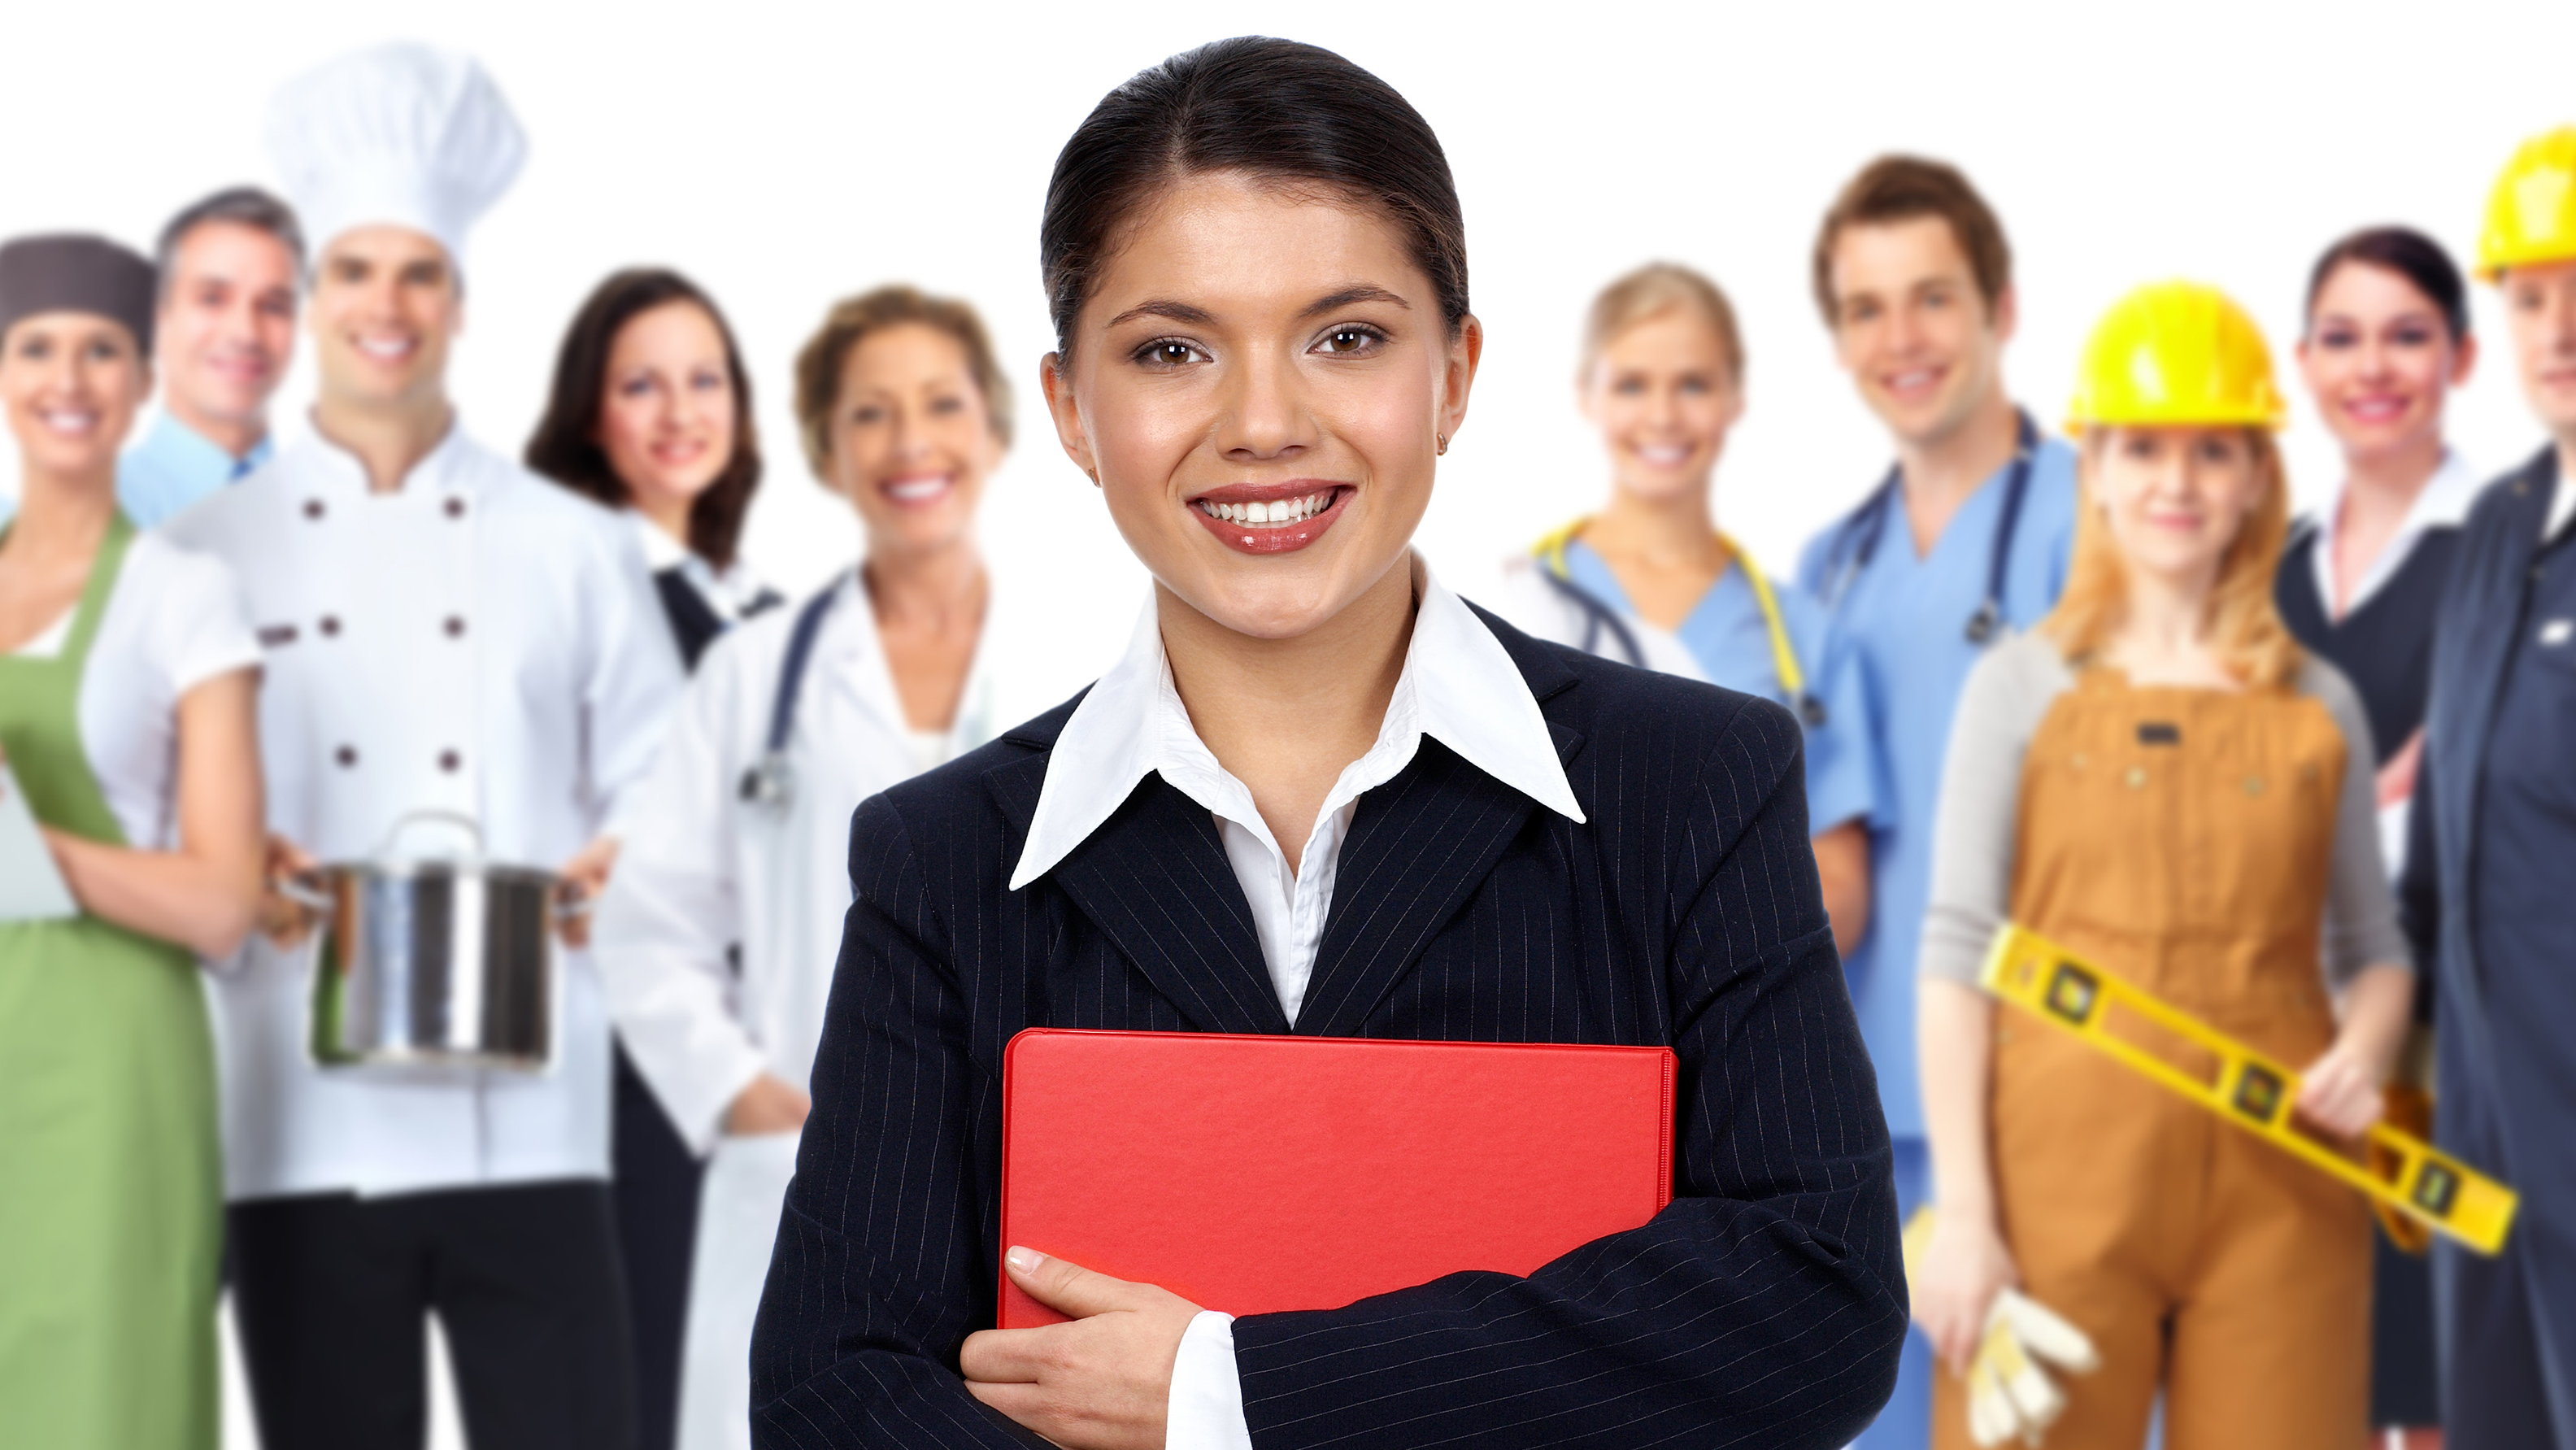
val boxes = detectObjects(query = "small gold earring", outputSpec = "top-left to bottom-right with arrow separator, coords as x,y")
1435,432 -> 1448,456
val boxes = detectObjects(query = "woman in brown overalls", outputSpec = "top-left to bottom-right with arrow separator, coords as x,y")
1908,281 -> 2418,1449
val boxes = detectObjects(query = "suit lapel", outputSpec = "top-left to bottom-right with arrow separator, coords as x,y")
1295,738 -> 1536,1039
1297,612 -> 1590,1039
989,751 -> 1288,1036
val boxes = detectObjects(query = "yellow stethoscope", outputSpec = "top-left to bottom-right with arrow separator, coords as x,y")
1533,517 -> 1826,727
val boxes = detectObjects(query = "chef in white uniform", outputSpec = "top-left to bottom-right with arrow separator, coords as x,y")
595,285 -> 1103,1450
163,43 -> 683,1450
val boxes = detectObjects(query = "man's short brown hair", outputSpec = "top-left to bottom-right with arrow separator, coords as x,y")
794,284 -> 1012,477
1811,155 -> 2012,325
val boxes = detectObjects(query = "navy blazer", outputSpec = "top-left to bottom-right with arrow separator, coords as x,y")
749,607 -> 1905,1448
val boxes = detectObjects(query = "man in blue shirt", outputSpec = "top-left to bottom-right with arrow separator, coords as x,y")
118,187 -> 302,527
1793,155 -> 2079,1450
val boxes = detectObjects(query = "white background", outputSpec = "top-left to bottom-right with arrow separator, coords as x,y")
5,2 -> 2570,1446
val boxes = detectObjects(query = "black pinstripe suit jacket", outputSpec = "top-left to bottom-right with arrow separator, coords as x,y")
750,607 -> 1905,1448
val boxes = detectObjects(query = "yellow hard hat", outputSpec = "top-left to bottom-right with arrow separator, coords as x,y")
2477,126 -> 2576,281
2065,281 -> 2284,434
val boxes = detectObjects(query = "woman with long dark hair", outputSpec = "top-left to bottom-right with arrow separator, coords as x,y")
528,268 -> 776,1450
747,37 -> 1903,1450
530,268 -> 777,667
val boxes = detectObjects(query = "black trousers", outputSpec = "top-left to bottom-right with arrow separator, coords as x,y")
230,1180 -> 637,1450
613,1040 -> 706,1450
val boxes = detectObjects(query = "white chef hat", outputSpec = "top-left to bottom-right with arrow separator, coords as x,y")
263,42 -> 527,267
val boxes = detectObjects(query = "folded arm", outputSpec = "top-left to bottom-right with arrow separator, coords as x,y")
44,667 -> 263,959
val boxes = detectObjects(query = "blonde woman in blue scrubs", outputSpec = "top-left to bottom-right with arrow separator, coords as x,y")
1499,262 -> 1876,956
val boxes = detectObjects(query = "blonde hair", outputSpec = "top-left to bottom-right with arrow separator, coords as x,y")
2038,428 -> 2300,687
793,284 -> 1012,477
1580,262 -> 1744,386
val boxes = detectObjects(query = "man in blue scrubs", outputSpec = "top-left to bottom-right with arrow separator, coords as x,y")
119,187 -> 302,527
2404,126 -> 2576,1450
1792,155 -> 2078,1450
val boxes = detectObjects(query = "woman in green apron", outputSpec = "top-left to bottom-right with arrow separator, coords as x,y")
0,234 -> 264,1448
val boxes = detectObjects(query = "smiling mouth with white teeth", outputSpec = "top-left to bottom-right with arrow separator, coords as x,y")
1187,483 -> 1355,556
883,473 -> 955,506
1194,490 -> 1334,526
37,407 -> 102,433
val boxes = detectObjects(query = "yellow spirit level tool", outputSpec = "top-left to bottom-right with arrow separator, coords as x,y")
1980,924 -> 2517,1256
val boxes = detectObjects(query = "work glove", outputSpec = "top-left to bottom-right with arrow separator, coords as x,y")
1904,1208 -> 2101,1447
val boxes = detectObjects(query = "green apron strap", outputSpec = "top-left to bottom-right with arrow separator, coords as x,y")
0,512 -> 140,846
59,512 -> 137,668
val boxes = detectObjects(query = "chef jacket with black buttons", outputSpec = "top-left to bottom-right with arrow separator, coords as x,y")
163,425 -> 685,1200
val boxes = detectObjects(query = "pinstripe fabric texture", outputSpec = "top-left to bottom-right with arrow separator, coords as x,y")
749,607 -> 1905,1448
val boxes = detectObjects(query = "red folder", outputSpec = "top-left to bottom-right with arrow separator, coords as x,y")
998,1029 -> 1677,1328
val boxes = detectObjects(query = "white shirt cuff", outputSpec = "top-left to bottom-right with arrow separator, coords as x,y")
1165,1309 -> 1255,1450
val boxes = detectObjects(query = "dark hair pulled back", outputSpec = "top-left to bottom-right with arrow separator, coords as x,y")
1039,37 -> 1469,363
2304,226 -> 2470,344
525,268 -> 763,570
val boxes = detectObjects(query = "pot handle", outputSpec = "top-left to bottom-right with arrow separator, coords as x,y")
378,809 -> 486,864
272,872 -> 334,914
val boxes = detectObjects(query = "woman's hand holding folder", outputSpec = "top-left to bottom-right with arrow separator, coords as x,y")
961,1246 -> 1203,1450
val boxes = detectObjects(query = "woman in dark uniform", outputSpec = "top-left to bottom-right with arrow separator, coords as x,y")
527,267 -> 777,1450
2278,225 -> 2478,1446
747,37 -> 1903,1450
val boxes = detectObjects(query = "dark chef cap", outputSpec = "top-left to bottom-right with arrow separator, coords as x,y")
0,234 -> 157,356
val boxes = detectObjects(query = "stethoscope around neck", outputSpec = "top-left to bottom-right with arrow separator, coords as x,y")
1535,520 -> 1829,729
1818,408 -> 2040,646
737,574 -> 847,810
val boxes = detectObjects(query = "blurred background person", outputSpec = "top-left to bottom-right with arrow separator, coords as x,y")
2281,224 -> 2478,1449
1498,261 -> 1876,957
120,187 -> 302,528
2404,124 -> 2576,1450
0,233 -> 263,1448
2284,227 -> 2479,870
530,268 -> 777,666
1915,281 -> 2413,1450
165,46 -> 681,1449
1791,155 -> 2081,1450
596,284 -> 1077,1450
525,265 -> 776,1450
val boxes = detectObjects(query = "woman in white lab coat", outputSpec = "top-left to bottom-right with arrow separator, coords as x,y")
594,284 -> 1089,1450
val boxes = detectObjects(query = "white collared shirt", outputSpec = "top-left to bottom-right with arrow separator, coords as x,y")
1010,559 -> 1583,1023
1007,559 -> 1583,1450
627,507 -> 772,623
163,424 -> 684,1200
2305,449 -> 2482,620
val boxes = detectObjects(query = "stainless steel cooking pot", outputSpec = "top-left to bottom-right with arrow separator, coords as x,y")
287,811 -> 578,1073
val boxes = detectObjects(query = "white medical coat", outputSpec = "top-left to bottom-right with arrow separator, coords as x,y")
594,566 -> 1099,1450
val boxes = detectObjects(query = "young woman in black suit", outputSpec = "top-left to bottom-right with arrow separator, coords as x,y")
749,37 -> 1904,1450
